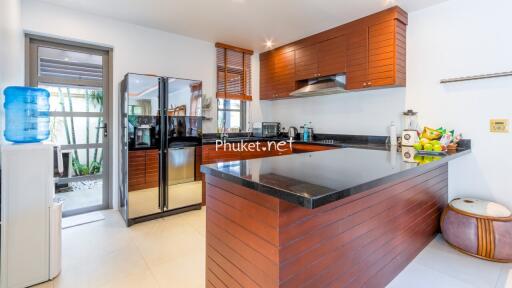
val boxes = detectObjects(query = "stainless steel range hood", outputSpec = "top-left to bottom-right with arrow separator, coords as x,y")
290,75 -> 346,97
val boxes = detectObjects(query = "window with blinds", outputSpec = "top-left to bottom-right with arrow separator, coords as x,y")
215,43 -> 253,101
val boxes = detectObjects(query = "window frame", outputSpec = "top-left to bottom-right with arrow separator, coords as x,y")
217,99 -> 246,132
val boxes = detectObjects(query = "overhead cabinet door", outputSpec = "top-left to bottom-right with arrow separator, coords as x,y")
259,53 -> 275,100
346,26 -> 369,90
273,50 -> 296,98
368,20 -> 397,87
294,44 -> 318,80
317,35 -> 347,77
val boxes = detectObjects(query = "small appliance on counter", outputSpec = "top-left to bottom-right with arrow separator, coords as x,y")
252,122 -> 280,138
401,110 -> 419,146
288,126 -> 298,140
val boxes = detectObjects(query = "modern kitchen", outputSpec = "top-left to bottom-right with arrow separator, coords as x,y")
1,0 -> 511,288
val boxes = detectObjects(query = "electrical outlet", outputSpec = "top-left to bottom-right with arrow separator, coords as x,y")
490,119 -> 509,133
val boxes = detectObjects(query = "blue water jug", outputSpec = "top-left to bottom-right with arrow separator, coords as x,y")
3,86 -> 50,143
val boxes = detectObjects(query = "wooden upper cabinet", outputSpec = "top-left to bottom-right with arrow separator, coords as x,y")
368,20 -> 398,87
259,53 -> 275,100
273,50 -> 296,98
347,19 -> 407,89
259,6 -> 407,99
295,44 -> 318,80
317,35 -> 347,77
346,27 -> 369,90
295,35 -> 347,81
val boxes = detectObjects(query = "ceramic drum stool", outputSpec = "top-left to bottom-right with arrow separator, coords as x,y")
441,197 -> 512,262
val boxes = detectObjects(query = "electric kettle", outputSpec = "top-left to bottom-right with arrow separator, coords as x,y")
288,126 -> 298,139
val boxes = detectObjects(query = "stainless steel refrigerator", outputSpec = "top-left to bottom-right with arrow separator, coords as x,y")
119,73 -> 203,226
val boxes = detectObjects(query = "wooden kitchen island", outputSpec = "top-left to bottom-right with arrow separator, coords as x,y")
201,147 -> 470,288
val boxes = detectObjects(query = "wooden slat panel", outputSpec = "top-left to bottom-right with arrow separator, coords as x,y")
208,220 -> 278,279
207,257 -> 242,288
207,268 -> 228,288
207,195 -> 278,245
207,175 -> 279,211
273,52 -> 295,98
208,184 -> 278,228
317,35 -> 347,76
259,52 -> 274,100
207,224 -> 278,287
208,208 -> 279,263
280,179 -> 446,270
335,209 -> 441,288
346,26 -> 369,90
205,175 -> 281,288
281,185 -> 447,287
207,245 -> 261,288
294,44 -> 318,80
300,193 -> 445,288
206,164 -> 446,288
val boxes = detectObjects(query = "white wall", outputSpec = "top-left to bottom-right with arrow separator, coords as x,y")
20,0 -> 221,209
266,88 -> 405,134
407,0 -> 512,208
0,0 -> 24,145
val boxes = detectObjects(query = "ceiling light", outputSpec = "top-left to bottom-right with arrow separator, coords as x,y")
265,40 -> 273,49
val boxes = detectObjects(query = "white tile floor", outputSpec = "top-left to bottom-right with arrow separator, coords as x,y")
33,209 -> 511,288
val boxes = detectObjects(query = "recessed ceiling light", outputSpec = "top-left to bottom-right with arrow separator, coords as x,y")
232,0 -> 245,3
265,40 -> 273,48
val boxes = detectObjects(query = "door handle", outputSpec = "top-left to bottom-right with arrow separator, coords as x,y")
96,123 -> 108,137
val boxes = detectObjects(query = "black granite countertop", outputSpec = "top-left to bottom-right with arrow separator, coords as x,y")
200,147 -> 471,209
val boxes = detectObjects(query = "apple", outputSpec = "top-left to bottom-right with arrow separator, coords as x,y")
413,143 -> 423,150
423,143 -> 433,151
433,144 -> 442,152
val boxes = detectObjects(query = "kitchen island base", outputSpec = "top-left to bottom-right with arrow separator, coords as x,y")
205,164 -> 448,288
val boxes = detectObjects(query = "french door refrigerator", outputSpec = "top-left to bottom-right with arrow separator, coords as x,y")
119,73 -> 203,226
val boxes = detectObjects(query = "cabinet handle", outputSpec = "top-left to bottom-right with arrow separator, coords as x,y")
363,82 -> 367,87
367,81 -> 372,87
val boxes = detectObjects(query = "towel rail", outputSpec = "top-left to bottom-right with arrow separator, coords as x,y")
440,71 -> 512,83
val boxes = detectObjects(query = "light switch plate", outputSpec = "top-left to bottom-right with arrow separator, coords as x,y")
490,119 -> 509,133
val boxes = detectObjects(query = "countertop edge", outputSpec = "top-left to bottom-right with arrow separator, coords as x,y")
200,149 -> 471,209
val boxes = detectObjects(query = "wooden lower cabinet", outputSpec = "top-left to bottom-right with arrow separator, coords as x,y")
205,164 -> 448,288
128,149 -> 159,191
291,143 -> 338,153
202,141 -> 293,164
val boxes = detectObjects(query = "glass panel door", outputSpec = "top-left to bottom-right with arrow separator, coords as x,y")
29,38 -> 110,216
165,79 -> 203,211
126,74 -> 162,219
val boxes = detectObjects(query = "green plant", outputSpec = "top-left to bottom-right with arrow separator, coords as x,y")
72,157 -> 102,176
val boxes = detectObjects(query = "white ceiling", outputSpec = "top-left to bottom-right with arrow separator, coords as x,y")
39,0 -> 447,52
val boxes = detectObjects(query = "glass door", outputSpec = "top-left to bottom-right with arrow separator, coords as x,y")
28,37 -> 111,216
165,79 -> 203,210
124,74 -> 162,219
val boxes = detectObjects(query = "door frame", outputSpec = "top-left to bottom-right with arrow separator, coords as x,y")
25,34 -> 114,216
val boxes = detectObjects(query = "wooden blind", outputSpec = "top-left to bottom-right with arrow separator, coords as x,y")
216,42 -> 253,101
